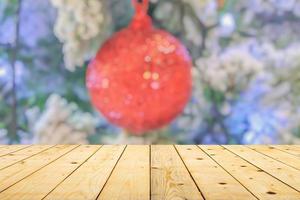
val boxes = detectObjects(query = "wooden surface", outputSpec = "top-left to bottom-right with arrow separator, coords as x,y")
0,145 -> 299,200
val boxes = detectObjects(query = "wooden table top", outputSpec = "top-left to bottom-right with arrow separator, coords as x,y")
0,145 -> 299,200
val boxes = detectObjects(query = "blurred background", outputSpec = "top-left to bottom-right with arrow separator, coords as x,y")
1,0 -> 300,144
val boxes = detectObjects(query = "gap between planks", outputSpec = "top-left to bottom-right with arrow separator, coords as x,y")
247,145 -> 300,170
0,145 -> 300,200
0,145 -> 54,170
0,145 -> 79,193
0,145 -> 101,200
176,145 -> 257,200
151,145 -> 204,200
97,145 -> 150,200
224,145 -> 300,193
44,145 -> 126,200
0,145 -> 31,157
271,145 -> 300,158
199,145 -> 300,200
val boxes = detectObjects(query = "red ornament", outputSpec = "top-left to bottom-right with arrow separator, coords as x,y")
86,0 -> 192,134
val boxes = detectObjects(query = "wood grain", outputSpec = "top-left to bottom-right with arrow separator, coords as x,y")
0,145 -> 77,193
272,145 -> 300,157
0,145 -> 29,157
0,145 -> 100,200
0,145 -> 299,200
151,145 -> 203,200
0,145 -> 52,170
200,145 -> 300,200
44,145 -> 125,200
249,145 -> 300,170
225,145 -> 300,192
97,145 -> 150,200
176,145 -> 256,200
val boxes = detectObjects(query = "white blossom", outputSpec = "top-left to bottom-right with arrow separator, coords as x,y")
243,0 -> 298,15
196,48 -> 263,95
260,44 -> 300,143
218,13 -> 236,37
175,67 -> 208,132
27,94 -> 97,144
260,44 -> 300,106
102,130 -> 176,144
51,0 -> 108,71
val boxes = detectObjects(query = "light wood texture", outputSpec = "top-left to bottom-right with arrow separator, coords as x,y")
272,145 -> 300,157
225,145 -> 300,192
44,145 -> 125,200
0,145 -> 299,200
151,145 -> 203,200
0,145 -> 52,170
97,145 -> 150,200
176,145 -> 256,200
200,145 -> 300,200
249,145 -> 300,170
0,145 -> 29,157
0,145 -> 100,200
0,145 -> 78,193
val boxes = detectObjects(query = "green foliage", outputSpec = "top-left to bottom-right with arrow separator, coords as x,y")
203,86 -> 225,106
0,0 -> 18,23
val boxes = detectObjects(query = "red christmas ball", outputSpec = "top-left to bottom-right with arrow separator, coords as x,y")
86,0 -> 192,134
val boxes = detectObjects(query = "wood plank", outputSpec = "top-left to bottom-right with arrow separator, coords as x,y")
0,145 -> 52,170
0,145 -> 101,200
200,145 -> 300,200
224,145 -> 300,192
249,145 -> 300,170
272,145 -> 300,157
175,145 -> 256,200
0,145 -> 29,157
151,145 -> 203,200
0,146 -> 5,152
97,145 -> 150,200
0,145 -> 78,193
44,145 -> 126,200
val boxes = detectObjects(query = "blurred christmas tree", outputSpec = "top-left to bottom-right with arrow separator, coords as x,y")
1,0 -> 300,144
